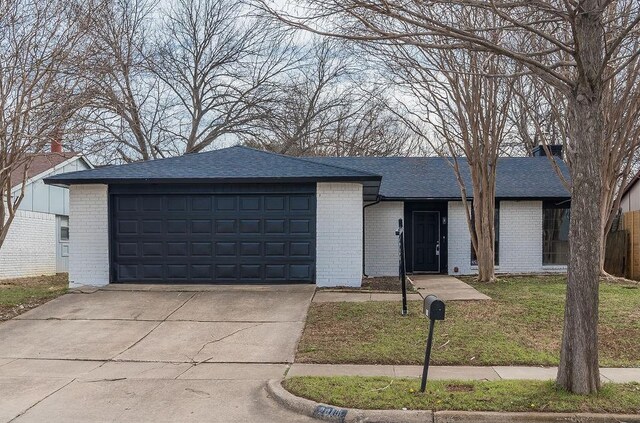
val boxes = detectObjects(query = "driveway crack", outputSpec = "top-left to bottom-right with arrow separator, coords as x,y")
110,292 -> 196,361
8,378 -> 76,422
189,323 -> 263,365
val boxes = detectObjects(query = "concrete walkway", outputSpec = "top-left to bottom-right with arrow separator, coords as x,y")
409,274 -> 491,301
313,275 -> 489,302
0,286 -> 317,423
287,364 -> 640,383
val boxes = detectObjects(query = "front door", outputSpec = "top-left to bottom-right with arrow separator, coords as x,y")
413,211 -> 440,272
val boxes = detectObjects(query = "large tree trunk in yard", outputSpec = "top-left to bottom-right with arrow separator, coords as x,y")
556,1 -> 605,395
557,95 -> 603,394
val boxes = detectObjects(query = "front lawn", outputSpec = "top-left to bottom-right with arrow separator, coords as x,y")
0,273 -> 68,321
284,376 -> 640,413
296,276 -> 640,367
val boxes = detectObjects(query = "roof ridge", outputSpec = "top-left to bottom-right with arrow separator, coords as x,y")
233,145 -> 382,178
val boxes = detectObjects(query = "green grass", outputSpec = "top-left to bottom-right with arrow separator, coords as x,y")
0,274 -> 68,320
296,275 -> 640,367
284,377 -> 640,413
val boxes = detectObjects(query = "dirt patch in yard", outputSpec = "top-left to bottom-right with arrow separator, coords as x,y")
361,277 -> 414,292
0,273 -> 68,321
319,277 -> 415,293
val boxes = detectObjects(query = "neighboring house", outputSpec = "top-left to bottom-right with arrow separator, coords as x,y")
44,145 -> 570,288
0,151 -> 92,279
620,171 -> 640,213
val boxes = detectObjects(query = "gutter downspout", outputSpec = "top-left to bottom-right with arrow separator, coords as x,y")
362,197 -> 382,277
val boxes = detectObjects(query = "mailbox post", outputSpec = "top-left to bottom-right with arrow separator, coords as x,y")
395,219 -> 408,316
420,295 -> 445,392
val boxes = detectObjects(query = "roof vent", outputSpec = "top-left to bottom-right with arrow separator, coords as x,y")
532,144 -> 562,158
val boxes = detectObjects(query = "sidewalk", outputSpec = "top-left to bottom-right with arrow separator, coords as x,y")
287,363 -> 640,383
313,275 -> 490,303
409,274 -> 491,301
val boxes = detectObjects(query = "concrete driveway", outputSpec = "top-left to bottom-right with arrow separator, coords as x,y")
0,284 -> 316,422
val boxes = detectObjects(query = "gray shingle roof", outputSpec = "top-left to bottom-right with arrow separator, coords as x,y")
44,146 -> 381,185
304,156 -> 570,199
45,145 -> 570,200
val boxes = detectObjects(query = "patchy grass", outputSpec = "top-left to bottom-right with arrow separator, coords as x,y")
284,377 -> 640,413
319,277 -> 415,292
296,275 -> 640,367
361,277 -> 415,292
0,273 -> 68,321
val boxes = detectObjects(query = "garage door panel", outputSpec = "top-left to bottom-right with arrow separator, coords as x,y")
111,191 -> 316,283
290,219 -> 312,234
142,196 -> 163,211
239,219 -> 260,233
265,219 -> 285,233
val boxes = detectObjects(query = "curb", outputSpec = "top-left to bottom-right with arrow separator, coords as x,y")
266,379 -> 640,423
266,379 -> 430,423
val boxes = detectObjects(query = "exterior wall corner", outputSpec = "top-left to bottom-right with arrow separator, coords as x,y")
69,184 -> 110,287
316,182 -> 363,287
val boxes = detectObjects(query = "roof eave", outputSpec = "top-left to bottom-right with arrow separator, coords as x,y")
43,175 -> 382,186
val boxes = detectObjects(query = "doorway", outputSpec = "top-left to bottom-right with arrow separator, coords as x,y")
412,211 -> 440,273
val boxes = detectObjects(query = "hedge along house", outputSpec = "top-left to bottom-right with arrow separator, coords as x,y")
44,145 -> 570,288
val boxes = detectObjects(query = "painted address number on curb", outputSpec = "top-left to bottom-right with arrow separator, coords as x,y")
313,405 -> 348,422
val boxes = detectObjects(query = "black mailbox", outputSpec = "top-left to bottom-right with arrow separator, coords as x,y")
424,295 -> 445,321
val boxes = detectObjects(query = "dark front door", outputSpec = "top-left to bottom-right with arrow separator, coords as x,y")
110,191 -> 316,283
413,211 -> 440,272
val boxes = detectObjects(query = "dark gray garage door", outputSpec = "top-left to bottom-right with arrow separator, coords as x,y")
110,188 -> 316,283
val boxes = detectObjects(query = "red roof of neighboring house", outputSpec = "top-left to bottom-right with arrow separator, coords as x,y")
11,152 -> 79,187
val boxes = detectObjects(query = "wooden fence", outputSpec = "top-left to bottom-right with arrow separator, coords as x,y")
621,211 -> 640,280
604,230 -> 627,277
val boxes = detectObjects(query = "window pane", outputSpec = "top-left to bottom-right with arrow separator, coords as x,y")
542,206 -> 570,265
61,227 -> 69,241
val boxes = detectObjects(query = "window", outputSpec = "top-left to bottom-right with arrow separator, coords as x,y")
60,217 -> 69,241
470,202 -> 499,266
543,202 -> 570,265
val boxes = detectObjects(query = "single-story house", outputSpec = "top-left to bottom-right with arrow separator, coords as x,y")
0,150 -> 92,279
44,145 -> 570,288
620,170 -> 640,213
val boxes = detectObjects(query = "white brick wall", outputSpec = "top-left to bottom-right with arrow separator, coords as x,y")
499,201 -> 543,273
447,200 -> 566,276
447,201 -> 473,275
0,210 -> 56,279
69,184 -> 109,287
364,201 -> 403,276
316,182 -> 363,287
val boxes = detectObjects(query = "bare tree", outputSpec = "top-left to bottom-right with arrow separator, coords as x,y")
0,0 -> 86,248
152,0 -> 296,154
74,0 -> 172,163
510,75 -> 568,156
257,0 -> 640,394
381,34 -> 516,282
512,51 -> 640,276
242,40 -> 418,156
599,51 -> 640,274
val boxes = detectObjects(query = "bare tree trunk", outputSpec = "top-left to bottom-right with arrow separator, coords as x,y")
474,191 -> 496,282
558,92 -> 604,395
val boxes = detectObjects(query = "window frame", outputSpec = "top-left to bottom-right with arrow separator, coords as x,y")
59,216 -> 70,241
542,201 -> 570,266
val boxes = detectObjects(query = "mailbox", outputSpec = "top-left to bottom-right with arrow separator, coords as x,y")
420,294 -> 446,392
423,295 -> 445,321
